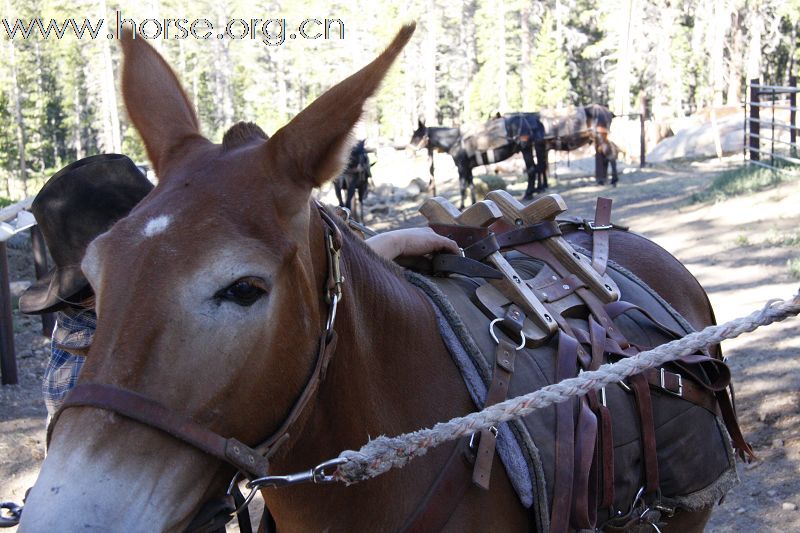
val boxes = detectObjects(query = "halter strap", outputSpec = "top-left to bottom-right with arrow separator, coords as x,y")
47,202 -> 343,479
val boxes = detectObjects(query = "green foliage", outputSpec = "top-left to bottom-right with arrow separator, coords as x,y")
764,229 -> 800,247
788,258 -> 800,280
690,163 -> 800,204
528,12 -> 571,109
733,234 -> 750,247
475,173 -> 507,191
0,0 -> 798,201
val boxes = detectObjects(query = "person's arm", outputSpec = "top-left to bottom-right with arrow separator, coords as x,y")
366,227 -> 459,261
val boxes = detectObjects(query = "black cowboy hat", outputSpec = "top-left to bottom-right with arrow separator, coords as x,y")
18,154 -> 154,315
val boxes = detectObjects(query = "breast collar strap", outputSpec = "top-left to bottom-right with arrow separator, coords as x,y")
47,202 -> 344,481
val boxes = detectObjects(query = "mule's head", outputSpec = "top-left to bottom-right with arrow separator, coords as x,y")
21,24 -> 415,532
409,118 -> 428,149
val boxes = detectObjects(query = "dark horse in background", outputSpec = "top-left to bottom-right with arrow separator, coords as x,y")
334,139 -> 372,221
410,114 -> 547,208
533,104 -> 618,192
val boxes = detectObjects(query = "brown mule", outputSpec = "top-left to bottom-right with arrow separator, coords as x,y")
20,25 -> 719,532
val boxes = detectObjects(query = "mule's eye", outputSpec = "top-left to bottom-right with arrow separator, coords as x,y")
217,277 -> 267,307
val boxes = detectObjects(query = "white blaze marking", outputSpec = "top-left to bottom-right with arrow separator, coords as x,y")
143,215 -> 172,237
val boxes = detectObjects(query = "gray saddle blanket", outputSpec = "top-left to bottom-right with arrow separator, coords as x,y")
459,118 -> 509,157
539,107 -> 587,139
406,252 -> 737,532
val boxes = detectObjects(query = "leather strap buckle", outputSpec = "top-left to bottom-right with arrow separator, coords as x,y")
659,368 -> 683,397
468,426 -> 498,451
587,221 -> 613,231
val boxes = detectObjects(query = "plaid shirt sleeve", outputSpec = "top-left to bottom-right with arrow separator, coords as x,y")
42,309 -> 97,418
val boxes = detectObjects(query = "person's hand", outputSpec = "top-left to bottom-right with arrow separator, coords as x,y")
366,227 -> 460,260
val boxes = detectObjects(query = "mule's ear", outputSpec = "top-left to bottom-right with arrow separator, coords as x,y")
120,29 -> 206,176
267,24 -> 415,196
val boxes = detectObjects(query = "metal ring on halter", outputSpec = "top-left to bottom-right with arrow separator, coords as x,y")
0,501 -> 23,528
325,293 -> 340,338
311,457 -> 349,483
488,318 -> 526,350
227,473 -> 260,517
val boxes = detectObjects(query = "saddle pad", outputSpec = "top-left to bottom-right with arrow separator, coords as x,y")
540,106 -> 588,140
460,118 -> 509,156
406,252 -> 737,532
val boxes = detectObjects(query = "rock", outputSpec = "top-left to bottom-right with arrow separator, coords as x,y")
767,490 -> 779,497
772,439 -> 785,448
410,177 -> 429,193
647,115 -> 744,162
369,205 -> 390,215
402,180 -> 423,200
736,507 -> 746,514
7,230 -> 32,250
782,502 -> 797,511
10,280 -> 32,300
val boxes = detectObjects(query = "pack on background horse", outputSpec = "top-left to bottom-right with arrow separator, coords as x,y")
535,104 -> 619,190
19,24 -> 744,533
410,113 -> 547,209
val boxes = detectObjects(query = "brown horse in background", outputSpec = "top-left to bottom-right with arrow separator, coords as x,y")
20,26 -> 722,532
534,104 -> 619,191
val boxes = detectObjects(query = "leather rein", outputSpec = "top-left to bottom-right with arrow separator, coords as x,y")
46,202 -> 347,511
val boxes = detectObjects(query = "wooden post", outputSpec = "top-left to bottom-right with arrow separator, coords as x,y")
31,226 -> 55,336
749,78 -> 760,161
790,75 -> 797,159
639,94 -> 646,167
0,242 -> 17,385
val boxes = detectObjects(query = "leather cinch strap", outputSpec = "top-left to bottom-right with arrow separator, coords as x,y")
472,304 -> 524,489
399,439 -> 476,533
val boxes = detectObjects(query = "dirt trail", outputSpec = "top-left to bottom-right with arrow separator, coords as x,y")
1,155 -> 798,531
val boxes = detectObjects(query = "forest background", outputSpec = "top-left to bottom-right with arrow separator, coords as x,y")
1,0 -> 798,199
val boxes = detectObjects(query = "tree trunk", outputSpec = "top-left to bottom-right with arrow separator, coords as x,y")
709,0 -> 728,107
98,0 -> 121,153
614,0 -> 634,116
497,0 -> 507,112
520,5 -> 531,110
423,0 -> 437,124
746,11 -> 763,82
461,0 -> 476,124
7,28 -> 28,197
727,10 -> 743,105
74,81 -> 84,160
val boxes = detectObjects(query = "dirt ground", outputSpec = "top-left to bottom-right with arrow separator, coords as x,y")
1,152 -> 798,531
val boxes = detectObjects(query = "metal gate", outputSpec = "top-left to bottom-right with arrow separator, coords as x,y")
745,76 -> 799,170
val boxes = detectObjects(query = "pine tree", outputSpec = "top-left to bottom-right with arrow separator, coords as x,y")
528,11 -> 571,109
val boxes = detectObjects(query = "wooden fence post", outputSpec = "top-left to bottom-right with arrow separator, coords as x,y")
639,94 -> 646,167
749,78 -> 760,161
790,75 -> 797,159
0,242 -> 17,385
31,226 -> 55,336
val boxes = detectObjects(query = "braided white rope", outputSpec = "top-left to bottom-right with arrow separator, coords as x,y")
333,291 -> 800,484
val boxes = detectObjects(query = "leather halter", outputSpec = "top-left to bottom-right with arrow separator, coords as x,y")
47,202 -> 344,481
